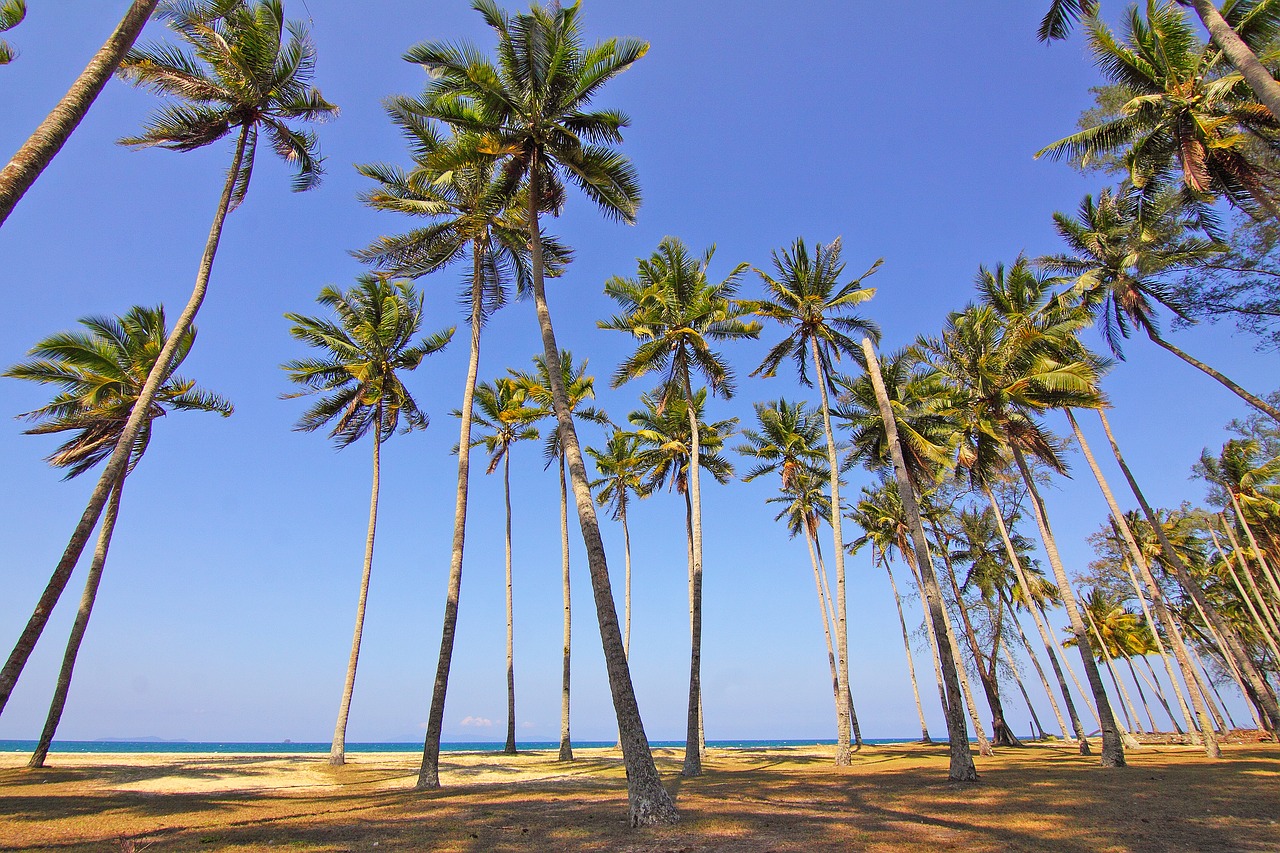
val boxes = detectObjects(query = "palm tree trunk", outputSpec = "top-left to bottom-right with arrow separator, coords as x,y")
862,338 -> 978,781
1125,656 -> 1160,734
28,474 -> 126,769
804,525 -> 844,740
1002,593 -> 1070,740
0,122 -> 250,718
503,450 -> 517,756
1065,410 -> 1215,751
814,541 -> 860,750
884,556 -> 931,742
1147,331 -> 1280,423
0,0 -> 159,226
680,371 -> 705,777
1097,409 -> 1280,733
1192,649 -> 1239,731
1084,607 -> 1144,738
558,454 -> 573,762
1057,637 -> 1102,729
622,501 -> 632,659
812,337 -> 853,765
418,246 -> 485,789
1184,0 -> 1280,123
1118,554 -> 1196,738
524,161 -> 676,826
1009,442 -> 1126,767
1000,641 -> 1045,741
1138,655 -> 1183,734
847,687 -> 863,750
331,417 -> 382,766
1228,492 -> 1280,625
983,485 -> 1087,749
1188,645 -> 1229,734
1182,585 -> 1267,731
1212,524 -> 1280,660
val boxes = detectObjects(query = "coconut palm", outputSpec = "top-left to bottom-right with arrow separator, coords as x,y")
0,0 -> 158,225
283,275 -> 452,765
601,235 -> 759,777
400,2 -> 674,822
1039,0 -> 1280,127
749,236 -> 880,765
4,305 -> 231,767
1037,1 -> 1280,218
0,0 -> 336,716
512,350 -> 608,762
463,376 -> 544,756
587,430 -> 650,660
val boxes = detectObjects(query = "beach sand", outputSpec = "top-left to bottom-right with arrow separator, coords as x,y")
1,739 -> 1277,851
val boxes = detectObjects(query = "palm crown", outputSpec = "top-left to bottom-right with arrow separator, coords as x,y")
736,398 -> 827,489
587,429 -> 650,521
628,389 -> 736,495
465,377 -> 545,474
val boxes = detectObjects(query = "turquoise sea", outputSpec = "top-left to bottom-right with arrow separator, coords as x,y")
0,738 -> 913,754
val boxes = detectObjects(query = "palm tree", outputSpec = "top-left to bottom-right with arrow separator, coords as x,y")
1040,184 -> 1280,422
587,430 -> 650,660
601,236 -> 759,777
401,2 -> 675,824
352,98 -> 555,789
0,0 -> 25,66
463,376 -> 544,756
749,236 -> 880,765
0,0 -> 158,225
5,305 -> 231,767
283,275 -> 452,766
0,0 -> 336,717
1039,0 -> 1280,126
513,350 -> 608,762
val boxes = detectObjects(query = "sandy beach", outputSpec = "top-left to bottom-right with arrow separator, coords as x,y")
2,739 -> 1277,851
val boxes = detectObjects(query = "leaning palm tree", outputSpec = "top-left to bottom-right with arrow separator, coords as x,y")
401,2 -> 675,824
5,305 -> 231,768
587,430 -> 650,660
282,276 -> 453,766
512,350 -> 608,762
466,376 -> 544,755
749,236 -> 880,766
601,235 -> 759,777
0,0 -> 336,717
0,0 -> 158,225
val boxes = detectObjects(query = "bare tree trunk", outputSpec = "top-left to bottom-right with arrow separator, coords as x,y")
1097,409 -> 1280,733
0,0 -> 159,226
0,123 -> 249,718
331,417 -> 382,766
524,165 -> 676,826
862,338 -> 978,781
1009,443 -> 1126,767
503,451 -> 517,756
558,455 -> 573,762
418,249 -> 485,788
1184,0 -> 1280,123
812,338 -> 853,765
29,475 -> 126,769
884,556 -> 931,742
1148,332 -> 1280,423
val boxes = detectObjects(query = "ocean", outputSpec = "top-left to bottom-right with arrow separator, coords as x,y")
0,738 -> 914,754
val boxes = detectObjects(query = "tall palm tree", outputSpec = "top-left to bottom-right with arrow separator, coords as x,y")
352,99 -> 558,789
283,276 -> 452,766
0,0 -> 336,717
401,2 -> 675,823
464,376 -> 544,756
513,350 -> 608,762
601,236 -> 759,777
0,0 -> 158,225
1039,0 -> 1280,126
749,236 -> 880,765
587,430 -> 650,660
5,305 -> 231,767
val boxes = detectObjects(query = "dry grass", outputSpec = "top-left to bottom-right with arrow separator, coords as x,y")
1,740 -> 1277,851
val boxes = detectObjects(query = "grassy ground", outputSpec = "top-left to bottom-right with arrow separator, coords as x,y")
1,740 -> 1277,851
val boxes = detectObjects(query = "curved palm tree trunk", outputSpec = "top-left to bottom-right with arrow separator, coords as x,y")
884,556 -> 931,743
1124,656 -> 1160,733
812,338 -> 853,765
1184,0 -> 1280,123
0,123 -> 249,718
503,450 -> 517,756
1066,410 -> 1214,750
1009,443 -> 1126,767
1212,525 -> 1280,660
1118,555 -> 1195,738
1002,593 -> 1070,740
525,164 -> 676,826
862,339 -> 978,781
1192,650 -> 1239,731
1147,332 -> 1280,424
557,454 -> 574,761
1182,584 -> 1266,731
680,370 -> 705,778
28,474 -> 126,769
1084,607 -> 1144,738
331,418 -> 382,766
983,485 -> 1087,749
1137,656 -> 1182,734
1097,409 -> 1280,733
1227,493 -> 1280,625
0,0 -> 159,227
1182,593 -> 1234,733
909,551 -> 953,728
1000,641 -> 1045,740
1057,637 -> 1102,729
418,252 -> 485,789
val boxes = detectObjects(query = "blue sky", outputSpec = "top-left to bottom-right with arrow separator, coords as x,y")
0,1 -> 1271,745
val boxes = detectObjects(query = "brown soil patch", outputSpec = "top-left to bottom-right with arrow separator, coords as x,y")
1,741 -> 1277,851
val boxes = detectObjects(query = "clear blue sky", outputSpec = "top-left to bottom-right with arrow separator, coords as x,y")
0,1 -> 1270,744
